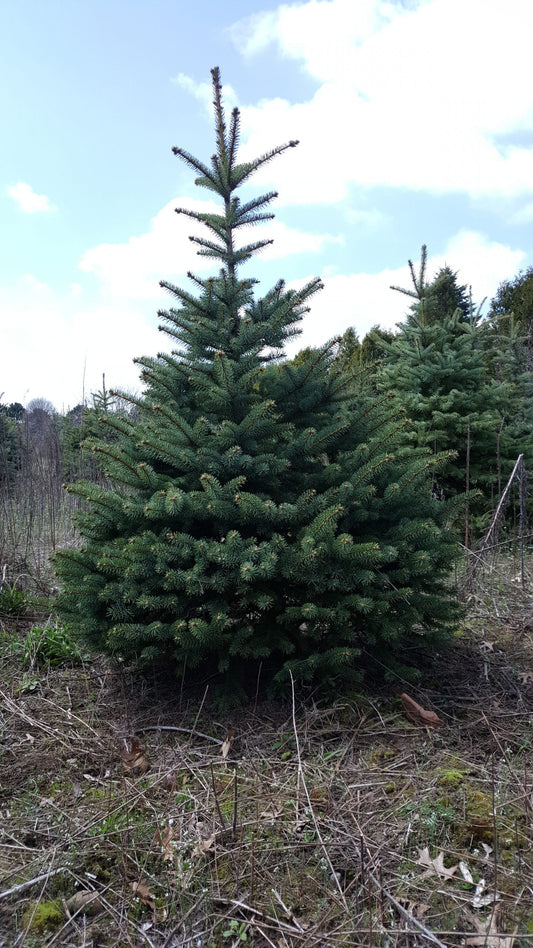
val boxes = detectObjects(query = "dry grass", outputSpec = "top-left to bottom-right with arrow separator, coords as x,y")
0,559 -> 532,948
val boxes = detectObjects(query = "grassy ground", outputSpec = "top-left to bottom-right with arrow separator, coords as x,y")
0,560 -> 532,948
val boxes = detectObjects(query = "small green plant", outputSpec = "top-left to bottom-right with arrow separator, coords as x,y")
400,798 -> 457,844
222,920 -> 248,943
8,622 -> 87,668
0,581 -> 26,615
13,672 -> 41,694
88,812 -> 130,838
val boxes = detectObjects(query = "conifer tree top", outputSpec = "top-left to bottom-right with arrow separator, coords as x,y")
169,67 -> 300,276
152,67 -> 322,364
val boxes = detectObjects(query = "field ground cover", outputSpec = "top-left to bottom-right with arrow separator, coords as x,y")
0,558 -> 532,948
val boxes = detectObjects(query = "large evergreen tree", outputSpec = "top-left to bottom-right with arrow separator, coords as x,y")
56,70 -> 460,698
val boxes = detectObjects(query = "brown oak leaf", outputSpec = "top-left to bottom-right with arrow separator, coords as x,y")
130,879 -> 156,918
121,737 -> 149,775
416,847 -> 458,881
157,821 -> 174,863
198,833 -> 216,854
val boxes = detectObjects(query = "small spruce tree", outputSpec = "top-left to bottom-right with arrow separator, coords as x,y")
379,249 -> 502,523
56,70 -> 460,697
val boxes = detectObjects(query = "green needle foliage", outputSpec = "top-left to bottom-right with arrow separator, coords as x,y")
380,251 -> 501,509
56,69 -> 460,699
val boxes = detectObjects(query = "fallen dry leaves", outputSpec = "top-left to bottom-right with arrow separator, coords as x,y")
197,832 -> 217,855
221,728 -> 235,759
400,693 -> 442,728
464,905 -> 517,947
416,847 -> 458,881
130,879 -> 164,921
121,737 -> 149,775
157,821 -> 175,863
471,879 -> 500,909
479,640 -> 494,653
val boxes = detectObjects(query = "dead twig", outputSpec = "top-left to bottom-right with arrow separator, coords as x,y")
290,671 -> 348,910
0,866 -> 68,901
367,867 -> 450,948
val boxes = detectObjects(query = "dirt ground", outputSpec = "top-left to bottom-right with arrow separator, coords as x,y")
0,564 -> 532,948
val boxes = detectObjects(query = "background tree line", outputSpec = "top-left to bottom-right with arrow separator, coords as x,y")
0,385 -> 137,579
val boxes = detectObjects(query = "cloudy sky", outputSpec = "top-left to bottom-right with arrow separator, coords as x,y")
2,0 -> 532,410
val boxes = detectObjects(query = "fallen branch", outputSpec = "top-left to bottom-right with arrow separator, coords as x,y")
0,866 -> 68,901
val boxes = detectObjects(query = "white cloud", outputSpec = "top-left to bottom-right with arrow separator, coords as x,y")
79,198 -> 215,301
232,0 -> 396,72
220,0 -> 533,204
508,201 -> 533,225
344,207 -> 389,229
257,219 -> 343,260
7,182 -> 56,214
0,276 -> 160,409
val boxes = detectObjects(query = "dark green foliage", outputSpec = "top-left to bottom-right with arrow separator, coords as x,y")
334,326 -> 394,395
483,269 -> 533,514
419,264 -> 470,325
0,401 -> 25,488
360,326 -> 395,365
0,581 -> 27,616
335,328 -> 361,373
487,267 -> 533,372
379,250 -> 506,526
55,70 -> 460,697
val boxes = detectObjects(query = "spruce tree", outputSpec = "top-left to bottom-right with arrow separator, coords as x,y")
56,70 -> 460,698
379,249 -> 501,534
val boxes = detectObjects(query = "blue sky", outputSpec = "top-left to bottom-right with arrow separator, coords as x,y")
2,0 -> 532,410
